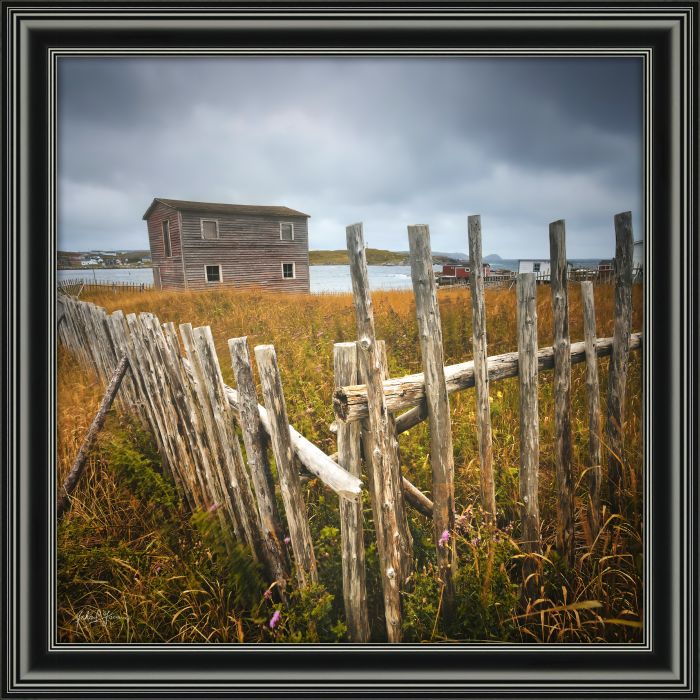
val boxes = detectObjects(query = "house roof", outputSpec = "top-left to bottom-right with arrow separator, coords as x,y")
143,198 -> 310,220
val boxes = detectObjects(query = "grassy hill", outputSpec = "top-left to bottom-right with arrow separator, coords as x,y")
309,248 -> 463,266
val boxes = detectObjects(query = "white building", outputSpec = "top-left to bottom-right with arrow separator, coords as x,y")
633,240 -> 644,269
518,260 -> 551,277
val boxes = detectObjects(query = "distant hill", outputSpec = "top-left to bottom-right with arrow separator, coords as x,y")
484,253 -> 503,262
309,248 -> 465,266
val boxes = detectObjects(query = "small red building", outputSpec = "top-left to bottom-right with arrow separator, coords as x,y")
439,263 -> 492,284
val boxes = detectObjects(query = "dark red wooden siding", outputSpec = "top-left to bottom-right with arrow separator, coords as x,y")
146,202 -> 186,290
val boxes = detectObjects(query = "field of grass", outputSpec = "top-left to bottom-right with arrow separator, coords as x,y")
57,283 -> 643,643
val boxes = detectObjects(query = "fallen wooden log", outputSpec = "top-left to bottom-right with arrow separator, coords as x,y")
334,332 -> 643,422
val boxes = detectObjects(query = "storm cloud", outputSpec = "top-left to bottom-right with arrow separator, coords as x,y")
58,57 -> 642,257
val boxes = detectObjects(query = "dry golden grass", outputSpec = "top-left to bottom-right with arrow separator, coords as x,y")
57,282 -> 643,642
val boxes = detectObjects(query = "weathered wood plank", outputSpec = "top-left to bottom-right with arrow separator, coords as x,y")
194,326 -> 267,563
549,219 -> 575,568
334,342 -> 370,642
124,313 -> 180,487
581,281 -> 602,537
180,322 -> 245,546
606,211 -> 634,514
162,322 -> 222,512
150,317 -> 210,509
229,337 -> 289,586
254,344 -> 318,587
468,215 -> 497,522
133,313 -> 197,509
408,223 -> 455,618
335,333 -> 643,422
347,222 -> 410,643
517,273 -> 542,596
140,314 -> 200,512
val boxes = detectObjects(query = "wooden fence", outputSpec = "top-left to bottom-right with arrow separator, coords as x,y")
58,277 -> 153,297
57,211 -> 642,643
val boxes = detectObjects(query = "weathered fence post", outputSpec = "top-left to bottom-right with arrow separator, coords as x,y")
180,323 -> 245,548
346,222 -> 411,643
193,327 -> 267,564
160,321 -> 217,509
549,220 -> 575,568
57,355 -> 129,518
606,211 -> 634,514
334,342 -> 371,642
408,224 -> 456,620
254,344 -> 318,587
468,215 -> 497,522
229,336 -> 289,587
517,273 -> 542,596
581,281 -> 602,537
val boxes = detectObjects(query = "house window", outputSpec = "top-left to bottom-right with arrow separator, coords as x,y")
280,223 -> 294,241
205,265 -> 222,283
533,262 -> 541,272
282,262 -> 295,279
201,219 -> 219,240
162,220 -> 172,257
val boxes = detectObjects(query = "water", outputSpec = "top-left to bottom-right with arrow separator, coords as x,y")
58,260 -> 602,294
58,268 -> 155,285
309,265 -> 414,292
57,265 -> 416,293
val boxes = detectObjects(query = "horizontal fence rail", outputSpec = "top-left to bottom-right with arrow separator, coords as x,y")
334,332 -> 643,422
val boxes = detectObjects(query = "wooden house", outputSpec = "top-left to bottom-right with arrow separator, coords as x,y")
143,198 -> 311,292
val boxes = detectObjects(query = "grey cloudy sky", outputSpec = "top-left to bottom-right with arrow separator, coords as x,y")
58,57 -> 642,258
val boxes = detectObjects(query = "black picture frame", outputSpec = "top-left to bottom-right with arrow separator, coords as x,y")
2,2 -> 697,697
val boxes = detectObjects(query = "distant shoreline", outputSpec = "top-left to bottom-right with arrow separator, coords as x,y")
58,265 -> 152,271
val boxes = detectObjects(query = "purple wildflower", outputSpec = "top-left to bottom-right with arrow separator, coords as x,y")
438,530 -> 450,547
471,536 -> 480,547
283,536 -> 291,545
263,589 -> 272,600
269,610 -> 282,629
208,502 -> 221,514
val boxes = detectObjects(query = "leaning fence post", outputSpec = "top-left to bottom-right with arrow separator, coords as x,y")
581,281 -> 602,538
549,219 -> 575,568
229,336 -> 289,587
468,215 -> 497,523
180,323 -> 245,548
606,211 -> 634,514
57,355 -> 129,518
193,327 -> 267,564
334,342 -> 371,642
254,344 -> 318,587
346,222 -> 410,643
517,273 -> 542,596
408,223 -> 456,620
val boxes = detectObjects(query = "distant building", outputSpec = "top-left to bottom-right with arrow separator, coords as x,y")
518,259 -> 551,277
438,263 -> 492,286
518,259 -> 574,282
633,240 -> 643,269
143,198 -> 310,292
